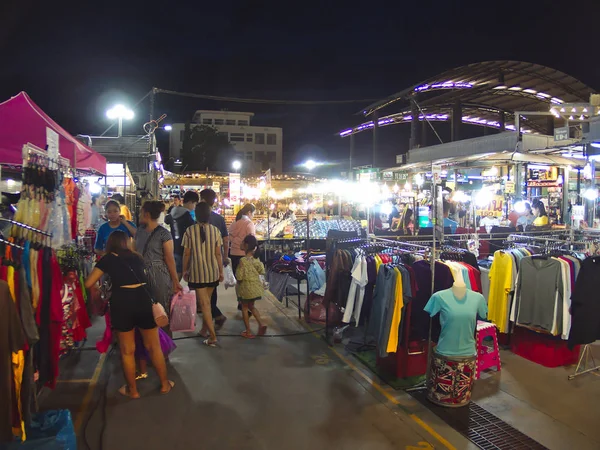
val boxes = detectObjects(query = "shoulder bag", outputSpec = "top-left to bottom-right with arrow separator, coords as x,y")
118,230 -> 169,328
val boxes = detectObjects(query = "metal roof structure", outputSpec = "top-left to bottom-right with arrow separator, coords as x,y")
339,61 -> 596,137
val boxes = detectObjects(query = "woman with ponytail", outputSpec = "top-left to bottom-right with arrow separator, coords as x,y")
182,202 -> 223,347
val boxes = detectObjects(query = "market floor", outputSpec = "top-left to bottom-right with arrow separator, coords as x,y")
41,286 -> 474,450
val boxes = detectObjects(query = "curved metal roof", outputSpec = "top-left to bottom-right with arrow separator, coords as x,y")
340,61 -> 596,137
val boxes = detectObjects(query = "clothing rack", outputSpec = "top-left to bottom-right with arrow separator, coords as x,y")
0,237 -> 24,250
568,345 -> 600,380
22,143 -> 70,170
324,237 -> 369,344
0,218 -> 52,237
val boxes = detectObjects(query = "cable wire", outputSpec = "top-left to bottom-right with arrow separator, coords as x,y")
154,88 -> 378,105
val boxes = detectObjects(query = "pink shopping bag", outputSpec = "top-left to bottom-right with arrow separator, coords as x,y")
169,288 -> 197,332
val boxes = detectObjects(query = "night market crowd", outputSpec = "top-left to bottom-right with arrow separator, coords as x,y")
85,189 -> 263,399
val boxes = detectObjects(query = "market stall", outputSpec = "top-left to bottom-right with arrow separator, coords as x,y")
0,92 -> 107,174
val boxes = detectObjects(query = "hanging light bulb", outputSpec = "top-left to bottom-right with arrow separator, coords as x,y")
569,115 -> 575,120
580,115 -> 585,121
560,107 -> 566,113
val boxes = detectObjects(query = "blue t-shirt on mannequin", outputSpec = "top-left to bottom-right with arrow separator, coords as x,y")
424,287 -> 487,356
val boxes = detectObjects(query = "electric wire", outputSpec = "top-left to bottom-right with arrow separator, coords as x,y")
411,98 -> 444,145
154,88 -> 378,105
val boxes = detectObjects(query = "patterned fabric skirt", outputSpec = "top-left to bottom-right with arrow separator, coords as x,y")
427,351 -> 476,407
145,261 -> 174,316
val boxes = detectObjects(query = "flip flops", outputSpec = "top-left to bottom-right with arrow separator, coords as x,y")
241,330 -> 256,339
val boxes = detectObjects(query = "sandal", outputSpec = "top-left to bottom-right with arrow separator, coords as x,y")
135,372 -> 148,380
241,330 -> 256,339
118,385 -> 140,399
258,326 -> 268,336
203,338 -> 218,347
160,380 -> 175,395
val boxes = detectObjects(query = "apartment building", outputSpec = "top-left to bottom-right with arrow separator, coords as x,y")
169,110 -> 283,173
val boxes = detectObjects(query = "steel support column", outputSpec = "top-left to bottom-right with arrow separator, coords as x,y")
349,133 -> 355,180
409,99 -> 419,149
372,111 -> 379,167
451,101 -> 462,142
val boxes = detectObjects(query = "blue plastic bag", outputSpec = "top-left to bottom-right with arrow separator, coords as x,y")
3,410 -> 76,450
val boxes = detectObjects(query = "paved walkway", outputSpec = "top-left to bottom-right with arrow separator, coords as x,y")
41,285 -> 474,450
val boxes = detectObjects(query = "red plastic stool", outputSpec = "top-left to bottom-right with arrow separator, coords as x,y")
476,320 -> 501,379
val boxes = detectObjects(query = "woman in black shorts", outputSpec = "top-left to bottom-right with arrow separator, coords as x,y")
182,203 -> 224,347
85,231 -> 174,398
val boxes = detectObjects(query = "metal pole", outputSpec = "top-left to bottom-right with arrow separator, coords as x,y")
118,118 -> 123,138
562,167 -> 570,224
349,134 -> 355,180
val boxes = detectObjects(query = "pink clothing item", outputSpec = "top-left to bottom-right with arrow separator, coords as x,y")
228,216 -> 256,256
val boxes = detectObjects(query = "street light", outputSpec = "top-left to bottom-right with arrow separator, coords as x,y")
106,105 -> 134,137
164,125 -> 172,131
304,160 -> 317,171
232,160 -> 242,171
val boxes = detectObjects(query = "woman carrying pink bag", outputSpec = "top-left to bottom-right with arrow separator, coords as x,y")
170,288 -> 198,332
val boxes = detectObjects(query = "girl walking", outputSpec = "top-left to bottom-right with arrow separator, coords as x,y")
235,235 -> 267,338
182,202 -> 224,347
85,231 -> 174,398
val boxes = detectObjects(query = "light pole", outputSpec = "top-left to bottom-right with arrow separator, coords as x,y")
106,105 -> 134,137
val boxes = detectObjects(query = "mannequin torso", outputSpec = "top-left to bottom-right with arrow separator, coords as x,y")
451,280 -> 467,300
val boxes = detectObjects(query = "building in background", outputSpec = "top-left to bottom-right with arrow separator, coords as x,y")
169,110 -> 283,173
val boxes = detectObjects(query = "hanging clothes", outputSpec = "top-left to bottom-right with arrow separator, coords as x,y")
342,251 -> 368,325
0,280 -> 26,443
568,256 -> 600,348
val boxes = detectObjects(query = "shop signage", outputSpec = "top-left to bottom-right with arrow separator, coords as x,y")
229,173 -> 241,205
212,181 -> 220,192
432,164 -> 442,184
395,172 -> 409,181
505,180 -> 515,194
46,128 -> 59,169
382,171 -> 393,180
313,193 -> 324,208
554,126 -> 569,141
527,180 -> 559,188
265,169 -> 272,189
476,195 -> 504,217
572,205 -> 585,229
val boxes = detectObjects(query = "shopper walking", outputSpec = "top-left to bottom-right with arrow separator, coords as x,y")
200,189 -> 229,329
85,231 -> 174,398
235,235 -> 267,338
182,202 -> 224,347
229,203 -> 256,310
94,200 -> 137,257
135,201 -> 182,328
165,191 -> 199,280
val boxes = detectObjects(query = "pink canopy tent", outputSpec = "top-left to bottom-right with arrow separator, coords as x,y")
0,92 -> 107,175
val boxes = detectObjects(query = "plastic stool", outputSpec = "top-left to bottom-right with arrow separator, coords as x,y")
476,320 -> 501,379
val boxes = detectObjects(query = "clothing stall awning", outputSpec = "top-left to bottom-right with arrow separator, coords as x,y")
0,92 -> 107,175
386,150 -> 584,173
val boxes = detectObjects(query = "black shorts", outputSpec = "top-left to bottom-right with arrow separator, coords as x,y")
109,287 -> 156,332
188,281 -> 219,289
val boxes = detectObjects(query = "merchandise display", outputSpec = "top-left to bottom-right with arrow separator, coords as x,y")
0,148 -> 94,444
424,287 -> 487,357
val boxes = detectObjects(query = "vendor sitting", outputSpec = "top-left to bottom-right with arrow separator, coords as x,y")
530,200 -> 550,228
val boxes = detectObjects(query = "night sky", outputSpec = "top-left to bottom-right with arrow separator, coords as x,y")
2,1 -> 599,173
